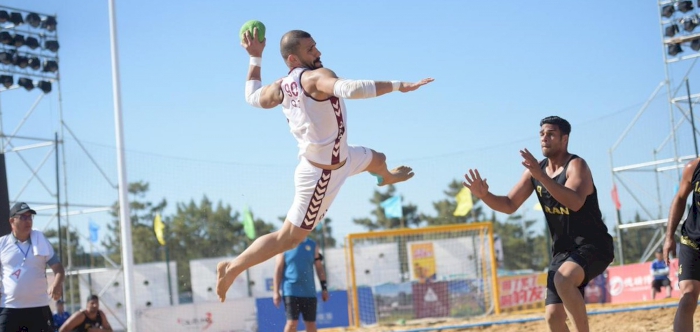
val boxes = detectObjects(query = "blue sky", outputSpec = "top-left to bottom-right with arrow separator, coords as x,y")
0,1 -> 697,250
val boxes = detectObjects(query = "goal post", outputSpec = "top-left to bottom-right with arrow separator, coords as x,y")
344,222 -> 500,328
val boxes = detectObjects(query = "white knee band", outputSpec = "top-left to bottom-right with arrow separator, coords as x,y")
332,79 -> 377,99
245,80 -> 263,108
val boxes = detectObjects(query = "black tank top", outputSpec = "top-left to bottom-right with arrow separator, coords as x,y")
531,155 -> 613,255
681,161 -> 700,245
76,310 -> 102,332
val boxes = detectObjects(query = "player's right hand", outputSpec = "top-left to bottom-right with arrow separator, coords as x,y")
663,236 -> 676,266
398,78 -> 434,92
463,169 -> 489,199
241,27 -> 265,58
273,292 -> 281,308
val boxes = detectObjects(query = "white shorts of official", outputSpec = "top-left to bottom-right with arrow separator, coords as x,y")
287,145 -> 373,230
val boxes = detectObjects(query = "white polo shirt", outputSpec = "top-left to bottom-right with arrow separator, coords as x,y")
0,232 -> 56,308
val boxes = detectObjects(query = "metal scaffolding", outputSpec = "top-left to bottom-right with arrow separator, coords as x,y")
609,0 -> 700,265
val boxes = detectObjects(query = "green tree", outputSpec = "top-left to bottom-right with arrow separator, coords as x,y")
168,197 -> 276,294
102,181 -> 167,264
422,179 -> 486,225
276,216 -> 338,249
492,211 -> 549,271
309,217 -> 337,248
353,185 -> 420,230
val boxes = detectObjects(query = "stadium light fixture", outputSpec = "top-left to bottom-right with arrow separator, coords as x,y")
662,4 -> 675,18
679,1 -> 694,13
0,32 -> 11,45
12,34 -> 24,47
0,75 -> 12,88
666,24 -> 680,37
17,78 -> 33,91
669,43 -> 683,56
682,16 -> 699,32
27,57 -> 40,70
41,16 -> 57,32
0,52 -> 13,65
25,13 -> 40,28
44,40 -> 59,52
42,60 -> 58,73
24,37 -> 39,49
8,12 -> 23,26
13,55 -> 28,68
37,80 -> 51,93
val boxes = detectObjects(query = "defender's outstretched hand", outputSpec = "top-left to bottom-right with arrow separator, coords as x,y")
399,78 -> 434,92
241,27 -> 266,57
463,169 -> 489,199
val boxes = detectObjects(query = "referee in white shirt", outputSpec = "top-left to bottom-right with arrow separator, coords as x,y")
0,202 -> 65,332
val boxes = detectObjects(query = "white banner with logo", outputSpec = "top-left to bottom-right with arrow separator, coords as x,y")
136,298 -> 256,332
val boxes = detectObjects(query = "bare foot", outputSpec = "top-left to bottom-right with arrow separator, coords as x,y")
216,261 -> 235,302
378,166 -> 414,186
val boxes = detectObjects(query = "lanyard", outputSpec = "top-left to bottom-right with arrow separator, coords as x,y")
15,243 -> 30,267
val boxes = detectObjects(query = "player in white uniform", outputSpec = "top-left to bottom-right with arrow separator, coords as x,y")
216,28 -> 433,302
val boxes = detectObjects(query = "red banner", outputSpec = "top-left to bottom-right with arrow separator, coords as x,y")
607,260 -> 680,303
412,281 -> 450,319
498,273 -> 547,309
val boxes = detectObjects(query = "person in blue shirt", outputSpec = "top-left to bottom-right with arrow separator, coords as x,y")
52,300 -> 70,331
651,248 -> 672,300
273,238 -> 329,332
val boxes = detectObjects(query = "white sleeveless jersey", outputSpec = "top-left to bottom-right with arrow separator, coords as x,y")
280,68 -> 348,165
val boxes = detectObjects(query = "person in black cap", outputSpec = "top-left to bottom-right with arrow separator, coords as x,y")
650,248 -> 672,300
0,202 -> 65,332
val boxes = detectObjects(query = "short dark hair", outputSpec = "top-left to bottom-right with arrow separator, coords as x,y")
540,116 -> 571,135
280,30 -> 311,61
86,294 -> 99,302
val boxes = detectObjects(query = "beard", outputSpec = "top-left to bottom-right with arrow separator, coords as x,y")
304,57 -> 323,69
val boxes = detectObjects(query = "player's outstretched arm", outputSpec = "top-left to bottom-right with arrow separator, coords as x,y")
663,158 -> 698,264
302,68 -> 433,100
463,169 -> 534,214
242,28 -> 283,109
520,149 -> 592,212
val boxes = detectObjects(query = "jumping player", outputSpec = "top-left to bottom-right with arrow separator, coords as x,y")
663,157 -> 700,332
463,116 -> 614,332
216,28 -> 433,302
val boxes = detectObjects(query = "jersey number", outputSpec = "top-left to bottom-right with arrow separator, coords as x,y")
284,82 -> 300,108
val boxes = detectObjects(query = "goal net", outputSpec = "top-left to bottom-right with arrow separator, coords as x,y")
344,223 -> 500,328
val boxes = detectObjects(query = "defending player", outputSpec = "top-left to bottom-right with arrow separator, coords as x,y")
463,116 -> 614,332
663,157 -> 700,332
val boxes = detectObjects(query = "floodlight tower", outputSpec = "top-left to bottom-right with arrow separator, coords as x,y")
609,0 -> 700,265
0,4 -> 69,300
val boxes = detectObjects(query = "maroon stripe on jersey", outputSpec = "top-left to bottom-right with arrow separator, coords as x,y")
329,97 -> 345,165
301,169 -> 331,230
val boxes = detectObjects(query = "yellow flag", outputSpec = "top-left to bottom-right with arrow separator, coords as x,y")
453,187 -> 474,217
153,213 -> 166,246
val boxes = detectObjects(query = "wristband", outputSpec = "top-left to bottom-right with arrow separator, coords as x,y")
320,280 -> 328,291
250,57 -> 262,67
391,80 -> 401,91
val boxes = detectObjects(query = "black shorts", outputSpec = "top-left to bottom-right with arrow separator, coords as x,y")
651,278 -> 671,292
545,244 -> 614,305
678,241 -> 700,282
283,296 -> 317,322
0,306 -> 54,332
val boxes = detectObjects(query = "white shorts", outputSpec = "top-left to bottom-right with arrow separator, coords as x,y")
287,145 -> 373,230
